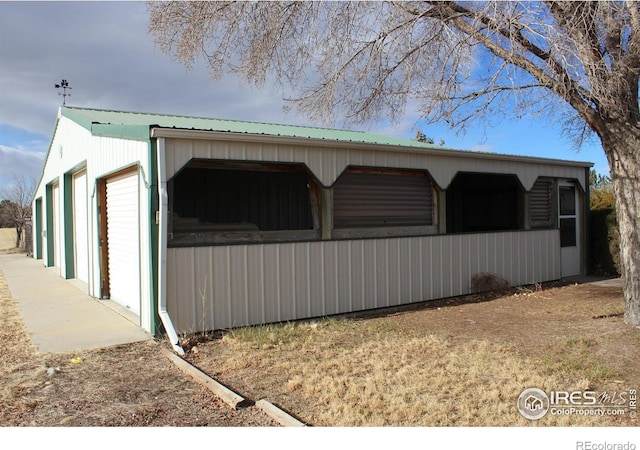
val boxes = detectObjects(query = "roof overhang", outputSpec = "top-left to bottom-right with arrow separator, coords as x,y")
150,126 -> 593,170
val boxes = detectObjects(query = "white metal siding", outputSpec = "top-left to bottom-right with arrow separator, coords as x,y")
73,170 -> 89,283
31,116 -> 154,332
106,171 -> 140,315
167,229 -> 560,334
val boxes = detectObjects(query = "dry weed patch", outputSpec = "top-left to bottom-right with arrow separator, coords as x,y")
0,275 -> 47,424
540,338 -> 618,382
192,318 -> 610,426
188,285 -> 638,427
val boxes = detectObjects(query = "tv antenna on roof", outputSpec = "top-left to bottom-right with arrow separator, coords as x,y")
54,79 -> 72,105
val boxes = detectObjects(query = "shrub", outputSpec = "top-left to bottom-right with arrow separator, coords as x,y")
589,186 -> 619,276
470,273 -> 510,293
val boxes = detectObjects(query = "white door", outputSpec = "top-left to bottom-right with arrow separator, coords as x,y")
559,182 -> 580,277
73,170 -> 89,283
105,171 -> 140,316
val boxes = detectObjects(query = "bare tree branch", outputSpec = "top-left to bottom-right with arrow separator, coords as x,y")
148,1 -> 640,324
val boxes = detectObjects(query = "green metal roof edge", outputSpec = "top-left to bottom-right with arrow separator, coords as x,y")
59,106 -> 445,150
91,123 -> 151,142
59,106 -> 95,132
57,106 -> 593,167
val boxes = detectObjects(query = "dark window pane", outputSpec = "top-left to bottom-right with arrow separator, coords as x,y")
446,173 -> 522,233
559,186 -> 576,215
171,166 -> 313,231
560,218 -> 576,247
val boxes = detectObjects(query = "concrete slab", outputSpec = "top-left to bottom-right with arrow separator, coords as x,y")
0,253 -> 152,353
589,278 -> 624,288
563,275 -> 624,288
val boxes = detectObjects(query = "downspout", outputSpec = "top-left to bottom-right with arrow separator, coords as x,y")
156,137 -> 185,355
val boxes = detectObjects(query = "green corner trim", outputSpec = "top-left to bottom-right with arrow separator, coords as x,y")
63,173 -> 75,279
45,184 -> 55,267
148,139 -> 161,336
91,124 -> 151,141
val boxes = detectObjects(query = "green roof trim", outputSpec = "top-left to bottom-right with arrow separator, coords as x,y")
58,106 -> 593,168
60,106 -> 444,150
91,124 -> 151,142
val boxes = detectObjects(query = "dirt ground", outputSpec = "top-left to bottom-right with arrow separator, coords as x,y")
184,281 -> 640,426
2,243 -> 638,426
0,259 -> 277,427
388,281 -> 638,383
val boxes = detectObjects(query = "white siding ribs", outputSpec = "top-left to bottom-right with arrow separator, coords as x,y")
166,229 -> 561,334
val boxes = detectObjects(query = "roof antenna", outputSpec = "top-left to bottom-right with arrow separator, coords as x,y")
54,79 -> 72,105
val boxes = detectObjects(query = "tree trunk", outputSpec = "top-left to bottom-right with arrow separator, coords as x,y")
601,125 -> 640,326
15,226 -> 22,249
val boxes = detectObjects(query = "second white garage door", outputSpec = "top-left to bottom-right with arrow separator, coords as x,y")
105,170 -> 140,316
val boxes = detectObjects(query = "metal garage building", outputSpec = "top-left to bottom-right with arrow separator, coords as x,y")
32,106 -> 592,353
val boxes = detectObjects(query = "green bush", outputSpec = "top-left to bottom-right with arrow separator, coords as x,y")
589,199 -> 620,276
588,170 -> 619,276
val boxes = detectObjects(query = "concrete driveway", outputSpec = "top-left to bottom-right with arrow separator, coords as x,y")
0,253 -> 152,353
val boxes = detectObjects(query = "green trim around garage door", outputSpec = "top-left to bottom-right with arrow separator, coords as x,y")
45,183 -> 55,267
34,197 -> 42,259
148,138 -> 160,336
63,173 -> 75,279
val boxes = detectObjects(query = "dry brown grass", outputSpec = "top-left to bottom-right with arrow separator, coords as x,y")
0,274 -> 48,423
187,284 -> 639,427
0,268 -> 276,426
196,319 -> 591,426
0,228 -> 18,251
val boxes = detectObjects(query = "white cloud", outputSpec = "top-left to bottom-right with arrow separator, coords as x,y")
0,145 -> 45,187
0,2 -> 315,138
0,1 -> 318,194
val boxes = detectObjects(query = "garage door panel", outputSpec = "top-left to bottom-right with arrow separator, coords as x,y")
106,171 -> 140,316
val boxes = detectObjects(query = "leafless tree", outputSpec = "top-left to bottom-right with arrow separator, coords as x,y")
148,1 -> 640,325
0,174 -> 35,249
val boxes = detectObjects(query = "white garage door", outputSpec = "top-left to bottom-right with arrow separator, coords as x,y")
105,171 -> 140,316
73,170 -> 89,283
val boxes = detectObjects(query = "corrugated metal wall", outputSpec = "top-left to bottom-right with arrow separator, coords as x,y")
166,229 -> 560,334
163,138 -> 588,191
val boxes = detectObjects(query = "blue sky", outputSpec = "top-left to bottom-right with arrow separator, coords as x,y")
0,1 -> 609,198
